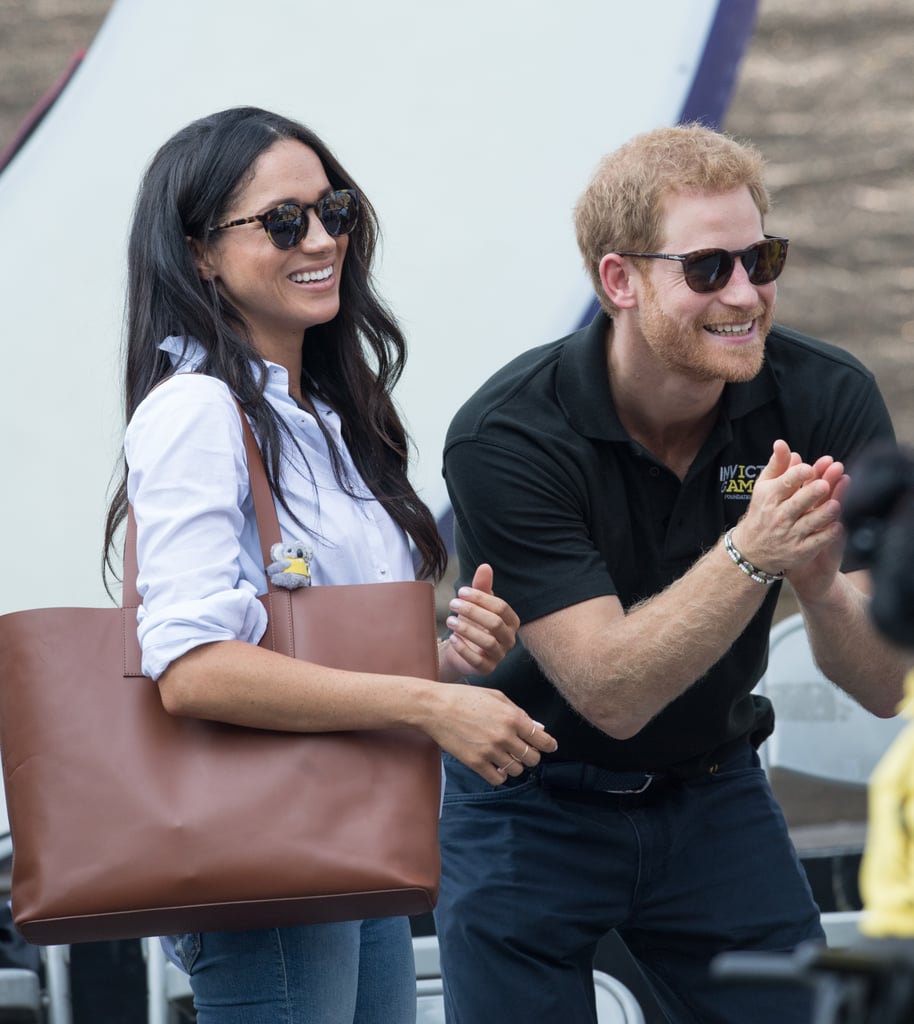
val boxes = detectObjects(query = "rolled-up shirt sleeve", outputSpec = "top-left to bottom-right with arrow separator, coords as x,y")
125,374 -> 267,681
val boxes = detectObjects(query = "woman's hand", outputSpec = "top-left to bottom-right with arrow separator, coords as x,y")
429,563 -> 555,783
438,563 -> 520,682
425,683 -> 558,785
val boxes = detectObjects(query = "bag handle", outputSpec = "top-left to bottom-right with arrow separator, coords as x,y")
123,397 -> 281,607
236,403 -> 287,576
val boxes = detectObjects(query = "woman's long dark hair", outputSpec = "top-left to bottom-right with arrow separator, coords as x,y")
103,106 -> 446,583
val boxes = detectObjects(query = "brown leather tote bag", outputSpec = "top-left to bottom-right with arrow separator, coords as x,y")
0,404 -> 441,944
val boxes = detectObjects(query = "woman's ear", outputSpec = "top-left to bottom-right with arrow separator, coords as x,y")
599,253 -> 638,310
187,236 -> 216,282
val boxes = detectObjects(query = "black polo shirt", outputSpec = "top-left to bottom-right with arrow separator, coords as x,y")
443,312 -> 894,770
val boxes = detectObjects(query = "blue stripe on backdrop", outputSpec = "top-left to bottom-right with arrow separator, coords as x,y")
678,0 -> 761,128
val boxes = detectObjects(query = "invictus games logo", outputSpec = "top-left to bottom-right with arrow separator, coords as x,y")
720,463 -> 766,498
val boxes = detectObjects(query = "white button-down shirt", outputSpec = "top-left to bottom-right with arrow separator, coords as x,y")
126,337 -> 414,680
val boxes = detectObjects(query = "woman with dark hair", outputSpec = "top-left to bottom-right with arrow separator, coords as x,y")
104,106 -> 557,1024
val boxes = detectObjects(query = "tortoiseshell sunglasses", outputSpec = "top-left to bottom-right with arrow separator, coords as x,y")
211,189 -> 360,250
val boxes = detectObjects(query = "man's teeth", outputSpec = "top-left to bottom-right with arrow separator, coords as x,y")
290,267 -> 332,283
707,323 -> 752,336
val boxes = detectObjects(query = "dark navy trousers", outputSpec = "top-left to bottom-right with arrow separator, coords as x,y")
434,745 -> 824,1023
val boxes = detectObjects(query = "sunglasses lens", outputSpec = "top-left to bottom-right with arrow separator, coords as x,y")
317,190 -> 359,237
681,239 -> 789,293
682,250 -> 734,293
747,238 -> 788,285
264,205 -> 306,250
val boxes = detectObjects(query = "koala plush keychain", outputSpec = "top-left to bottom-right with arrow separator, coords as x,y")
267,541 -> 313,589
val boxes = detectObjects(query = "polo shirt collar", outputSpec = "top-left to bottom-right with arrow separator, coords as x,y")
556,312 -> 625,441
556,312 -> 781,441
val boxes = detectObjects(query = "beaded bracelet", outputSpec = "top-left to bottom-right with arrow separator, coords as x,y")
723,528 -> 785,586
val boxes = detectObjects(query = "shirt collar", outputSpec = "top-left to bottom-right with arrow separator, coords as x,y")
555,312 -> 626,441
159,334 -> 205,372
157,335 -> 335,420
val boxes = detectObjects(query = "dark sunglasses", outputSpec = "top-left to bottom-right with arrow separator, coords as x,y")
615,235 -> 789,293
210,189 -> 360,250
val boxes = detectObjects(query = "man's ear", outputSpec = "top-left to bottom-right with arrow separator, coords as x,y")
187,237 -> 216,281
599,253 -> 638,310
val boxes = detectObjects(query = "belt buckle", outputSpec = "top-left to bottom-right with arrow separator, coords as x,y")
600,773 -> 655,795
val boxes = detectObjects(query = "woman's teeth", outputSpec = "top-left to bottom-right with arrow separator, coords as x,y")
290,267 -> 332,283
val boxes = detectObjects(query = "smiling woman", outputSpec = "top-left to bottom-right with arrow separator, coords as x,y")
190,141 -> 353,369
98,105 -> 553,1024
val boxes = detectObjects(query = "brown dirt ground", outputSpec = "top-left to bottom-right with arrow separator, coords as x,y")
724,0 -> 914,448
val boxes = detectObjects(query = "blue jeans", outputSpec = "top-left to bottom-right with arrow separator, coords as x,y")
169,917 -> 416,1024
435,746 -> 824,1024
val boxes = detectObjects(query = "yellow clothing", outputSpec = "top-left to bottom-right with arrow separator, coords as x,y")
860,670 -> 914,937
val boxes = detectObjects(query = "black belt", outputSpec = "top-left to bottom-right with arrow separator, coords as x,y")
538,762 -> 658,794
536,739 -> 754,797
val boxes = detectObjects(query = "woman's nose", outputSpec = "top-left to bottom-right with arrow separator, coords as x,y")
299,210 -> 335,251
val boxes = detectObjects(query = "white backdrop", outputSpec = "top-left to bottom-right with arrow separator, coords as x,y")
0,0 -> 758,613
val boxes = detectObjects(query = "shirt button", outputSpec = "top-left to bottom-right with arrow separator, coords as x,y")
648,467 -> 660,477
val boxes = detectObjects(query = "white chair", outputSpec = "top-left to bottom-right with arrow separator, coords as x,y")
756,613 -> 906,788
756,611 -> 905,846
819,910 -> 864,949
0,968 -> 41,1023
0,946 -> 71,1024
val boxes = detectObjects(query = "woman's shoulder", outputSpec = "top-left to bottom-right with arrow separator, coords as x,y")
142,369 -> 235,406
127,373 -> 243,455
134,372 -> 238,424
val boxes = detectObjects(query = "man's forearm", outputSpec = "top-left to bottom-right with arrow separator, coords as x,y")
798,572 -> 907,717
524,534 -> 771,739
